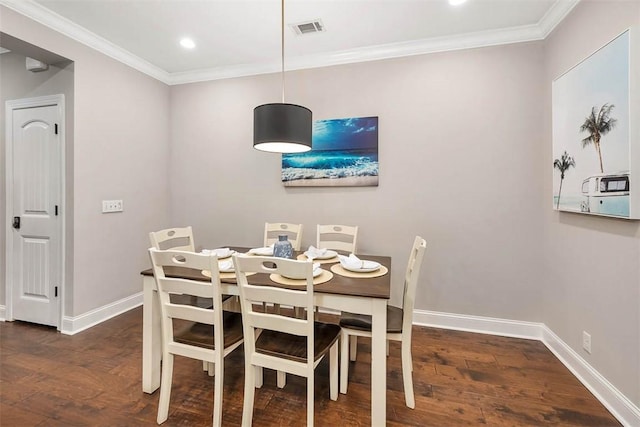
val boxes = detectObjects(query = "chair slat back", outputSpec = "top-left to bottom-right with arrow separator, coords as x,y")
233,255 -> 315,364
317,224 -> 358,254
149,249 -> 224,345
401,236 -> 427,334
149,226 -> 195,251
250,311 -> 309,336
165,304 -> 215,325
264,222 -> 303,250
240,285 -> 309,309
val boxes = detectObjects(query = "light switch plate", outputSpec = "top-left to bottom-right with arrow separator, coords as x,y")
102,200 -> 123,213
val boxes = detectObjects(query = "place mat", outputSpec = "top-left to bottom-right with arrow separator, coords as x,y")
202,270 -> 256,280
269,269 -> 333,287
296,254 -> 339,265
330,264 -> 389,278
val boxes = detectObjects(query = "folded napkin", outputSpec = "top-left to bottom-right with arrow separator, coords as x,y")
248,244 -> 274,256
338,254 -> 380,271
218,248 -> 235,257
218,259 -> 234,273
304,245 -> 329,260
202,248 -> 234,257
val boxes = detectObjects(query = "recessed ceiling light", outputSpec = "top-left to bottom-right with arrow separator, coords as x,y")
180,38 -> 196,49
449,0 -> 467,5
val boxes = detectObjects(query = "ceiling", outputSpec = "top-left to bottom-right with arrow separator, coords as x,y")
2,0 -> 579,85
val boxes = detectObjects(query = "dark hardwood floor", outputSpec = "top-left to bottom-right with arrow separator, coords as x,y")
0,307 -> 621,426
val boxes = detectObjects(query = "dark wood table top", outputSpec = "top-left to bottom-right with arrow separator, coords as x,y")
142,247 -> 391,300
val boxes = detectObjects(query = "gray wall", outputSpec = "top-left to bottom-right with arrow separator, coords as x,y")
0,6 -> 171,316
169,41 -> 546,318
543,0 -> 640,407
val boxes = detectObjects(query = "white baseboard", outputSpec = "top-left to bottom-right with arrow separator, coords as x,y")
413,309 -> 640,427
0,304 -> 5,321
60,292 -> 142,335
542,326 -> 640,427
413,309 -> 543,340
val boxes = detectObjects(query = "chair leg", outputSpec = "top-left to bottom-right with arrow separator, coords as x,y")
277,370 -> 286,388
242,362 -> 256,427
329,341 -> 338,401
349,335 -> 357,361
307,371 -> 314,426
401,339 -> 415,409
157,352 -> 174,424
213,359 -> 223,426
208,362 -> 215,376
255,366 -> 263,388
340,331 -> 349,394
223,295 -> 241,312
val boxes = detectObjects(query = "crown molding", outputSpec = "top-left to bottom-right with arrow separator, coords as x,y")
3,0 -> 580,86
0,0 -> 171,84
538,0 -> 581,38
170,23 -> 544,85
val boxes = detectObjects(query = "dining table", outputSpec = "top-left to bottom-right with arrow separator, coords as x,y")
140,247 -> 391,427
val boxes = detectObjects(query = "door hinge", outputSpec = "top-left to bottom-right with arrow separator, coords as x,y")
55,286 -> 58,297
55,205 -> 59,216
55,123 -> 58,135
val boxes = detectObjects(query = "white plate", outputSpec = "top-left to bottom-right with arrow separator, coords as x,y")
248,247 -> 274,256
304,249 -> 338,260
342,260 -> 381,273
283,268 -> 323,279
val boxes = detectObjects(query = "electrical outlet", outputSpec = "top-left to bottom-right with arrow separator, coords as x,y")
582,331 -> 591,354
102,200 -> 123,213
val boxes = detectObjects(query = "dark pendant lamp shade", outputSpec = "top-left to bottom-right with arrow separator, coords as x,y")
253,103 -> 312,153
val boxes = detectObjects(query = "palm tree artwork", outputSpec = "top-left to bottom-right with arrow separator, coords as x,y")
554,151 -> 576,209
579,104 -> 617,173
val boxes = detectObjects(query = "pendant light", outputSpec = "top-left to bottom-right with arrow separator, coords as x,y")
253,0 -> 312,153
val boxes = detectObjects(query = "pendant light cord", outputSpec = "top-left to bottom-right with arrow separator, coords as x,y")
281,0 -> 285,103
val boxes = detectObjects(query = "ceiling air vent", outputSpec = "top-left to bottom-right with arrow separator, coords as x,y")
290,19 -> 325,36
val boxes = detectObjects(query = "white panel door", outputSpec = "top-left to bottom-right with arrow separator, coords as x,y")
10,104 -> 61,326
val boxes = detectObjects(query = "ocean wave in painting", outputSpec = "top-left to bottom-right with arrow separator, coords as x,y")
282,149 -> 378,181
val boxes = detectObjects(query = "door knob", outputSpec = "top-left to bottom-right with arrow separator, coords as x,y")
12,216 -> 20,230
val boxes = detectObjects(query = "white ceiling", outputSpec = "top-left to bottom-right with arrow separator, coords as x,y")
2,0 -> 579,84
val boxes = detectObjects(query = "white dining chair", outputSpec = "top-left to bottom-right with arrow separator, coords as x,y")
339,236 -> 426,409
150,226 -> 215,374
149,226 -> 195,251
149,248 -> 244,426
233,254 -> 340,426
264,222 -> 304,251
316,224 -> 358,254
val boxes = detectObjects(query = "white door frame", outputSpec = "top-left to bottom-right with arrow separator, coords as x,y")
5,94 -> 66,330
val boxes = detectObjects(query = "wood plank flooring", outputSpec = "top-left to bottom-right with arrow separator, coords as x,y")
0,307 -> 621,426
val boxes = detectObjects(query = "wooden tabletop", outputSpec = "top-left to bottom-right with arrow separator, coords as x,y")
142,247 -> 391,300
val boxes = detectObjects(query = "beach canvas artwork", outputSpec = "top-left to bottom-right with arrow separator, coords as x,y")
552,27 -> 640,219
282,116 -> 379,187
